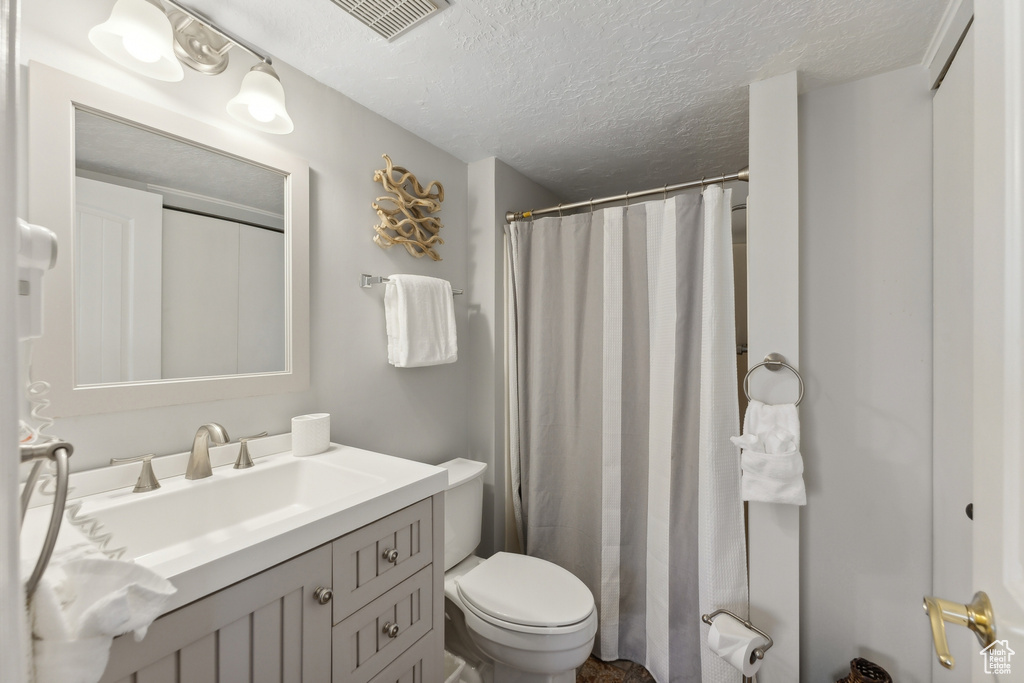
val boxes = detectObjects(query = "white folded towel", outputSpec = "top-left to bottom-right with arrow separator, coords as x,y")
384,274 -> 458,367
731,399 -> 806,505
28,549 -> 175,683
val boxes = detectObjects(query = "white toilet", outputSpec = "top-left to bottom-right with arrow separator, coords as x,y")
439,458 -> 598,683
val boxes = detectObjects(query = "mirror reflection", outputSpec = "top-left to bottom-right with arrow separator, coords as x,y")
73,108 -> 287,385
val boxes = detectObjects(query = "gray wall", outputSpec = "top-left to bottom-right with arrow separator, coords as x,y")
20,0 -> 470,471
466,157 -> 560,557
799,65 -> 934,682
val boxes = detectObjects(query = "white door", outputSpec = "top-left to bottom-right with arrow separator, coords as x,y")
75,177 -> 163,384
160,209 -> 239,379
930,4 -> 1024,679
971,1 -> 1024,679
237,224 -> 286,374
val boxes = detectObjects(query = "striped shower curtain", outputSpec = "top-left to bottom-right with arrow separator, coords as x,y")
505,186 -> 747,683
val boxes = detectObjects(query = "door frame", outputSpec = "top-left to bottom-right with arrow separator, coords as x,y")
0,1 -> 25,682
971,0 -> 1024,679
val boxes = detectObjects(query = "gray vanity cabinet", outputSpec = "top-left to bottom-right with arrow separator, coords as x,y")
98,495 -> 444,683
100,544 -> 333,683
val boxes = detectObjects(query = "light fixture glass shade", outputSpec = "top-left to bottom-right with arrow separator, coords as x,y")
227,63 -> 294,135
89,0 -> 184,82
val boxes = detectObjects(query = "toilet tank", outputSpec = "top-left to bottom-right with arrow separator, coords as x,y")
438,458 -> 487,571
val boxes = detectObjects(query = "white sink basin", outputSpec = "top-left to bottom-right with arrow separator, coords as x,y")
81,456 -> 383,564
21,441 -> 447,613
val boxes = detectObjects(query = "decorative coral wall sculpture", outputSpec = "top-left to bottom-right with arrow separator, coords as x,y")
372,154 -> 445,261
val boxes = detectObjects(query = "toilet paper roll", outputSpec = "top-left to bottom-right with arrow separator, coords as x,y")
292,413 -> 330,456
707,613 -> 769,678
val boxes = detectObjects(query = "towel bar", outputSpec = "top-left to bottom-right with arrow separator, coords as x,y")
743,352 -> 804,406
360,273 -> 463,295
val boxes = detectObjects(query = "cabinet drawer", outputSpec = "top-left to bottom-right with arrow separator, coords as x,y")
333,565 -> 433,683
333,498 -> 432,624
367,633 -> 442,683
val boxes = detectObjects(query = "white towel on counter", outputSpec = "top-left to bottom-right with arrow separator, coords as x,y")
384,274 -> 458,367
28,546 -> 175,683
731,399 -> 806,505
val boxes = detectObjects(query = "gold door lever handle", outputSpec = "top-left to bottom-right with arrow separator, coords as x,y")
923,591 -> 996,669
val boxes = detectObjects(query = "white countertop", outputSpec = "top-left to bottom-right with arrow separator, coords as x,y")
21,440 -> 448,614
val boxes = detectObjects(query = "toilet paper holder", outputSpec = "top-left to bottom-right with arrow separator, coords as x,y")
701,609 -> 774,663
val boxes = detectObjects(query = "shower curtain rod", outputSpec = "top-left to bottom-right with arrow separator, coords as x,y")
504,167 -> 749,224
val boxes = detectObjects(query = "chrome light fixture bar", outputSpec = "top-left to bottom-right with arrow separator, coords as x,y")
89,0 -> 294,134
162,0 -> 269,72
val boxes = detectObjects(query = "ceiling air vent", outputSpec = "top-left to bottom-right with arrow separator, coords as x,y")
330,0 -> 450,42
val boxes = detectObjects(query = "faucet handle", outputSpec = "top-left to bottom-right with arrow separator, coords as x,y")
110,454 -> 160,493
233,432 -> 268,469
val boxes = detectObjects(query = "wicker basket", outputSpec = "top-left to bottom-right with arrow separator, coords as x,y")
835,658 -> 893,683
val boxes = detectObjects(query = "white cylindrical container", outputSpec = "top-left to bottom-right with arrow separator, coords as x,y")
291,413 -> 330,456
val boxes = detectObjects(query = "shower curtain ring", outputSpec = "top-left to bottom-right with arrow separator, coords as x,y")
701,175 -> 707,188
663,184 -> 669,199
557,203 -> 564,217
625,192 -> 631,207
589,198 -> 595,213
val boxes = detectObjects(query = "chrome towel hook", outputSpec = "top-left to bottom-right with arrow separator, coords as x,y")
743,352 -> 804,406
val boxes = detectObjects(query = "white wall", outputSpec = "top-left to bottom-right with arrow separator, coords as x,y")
799,65 -> 934,682
466,157 -> 560,556
19,0 -> 471,470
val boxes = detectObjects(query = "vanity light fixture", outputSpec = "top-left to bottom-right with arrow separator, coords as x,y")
88,0 -> 184,82
227,63 -> 294,135
89,0 -> 294,134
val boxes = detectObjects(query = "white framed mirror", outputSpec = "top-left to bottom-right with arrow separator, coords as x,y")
28,62 -> 309,417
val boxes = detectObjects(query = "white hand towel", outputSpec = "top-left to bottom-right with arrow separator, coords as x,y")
730,400 -> 806,505
29,552 -> 175,683
384,274 -> 457,367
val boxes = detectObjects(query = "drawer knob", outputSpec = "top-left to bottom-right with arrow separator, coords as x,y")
382,621 -> 400,638
313,586 -> 333,605
382,548 -> 400,564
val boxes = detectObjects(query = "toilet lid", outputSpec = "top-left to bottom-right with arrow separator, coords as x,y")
456,552 -> 594,627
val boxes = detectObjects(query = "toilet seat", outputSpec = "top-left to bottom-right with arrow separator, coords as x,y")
455,552 -> 594,632
458,590 -> 596,637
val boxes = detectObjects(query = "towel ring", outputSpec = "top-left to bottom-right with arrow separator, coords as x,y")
743,352 -> 804,406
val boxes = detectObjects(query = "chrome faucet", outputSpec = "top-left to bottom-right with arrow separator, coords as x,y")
185,423 -> 230,480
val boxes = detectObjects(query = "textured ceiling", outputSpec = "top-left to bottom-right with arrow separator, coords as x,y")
180,0 -> 946,201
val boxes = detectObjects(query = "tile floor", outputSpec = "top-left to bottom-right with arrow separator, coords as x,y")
576,657 -> 655,683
